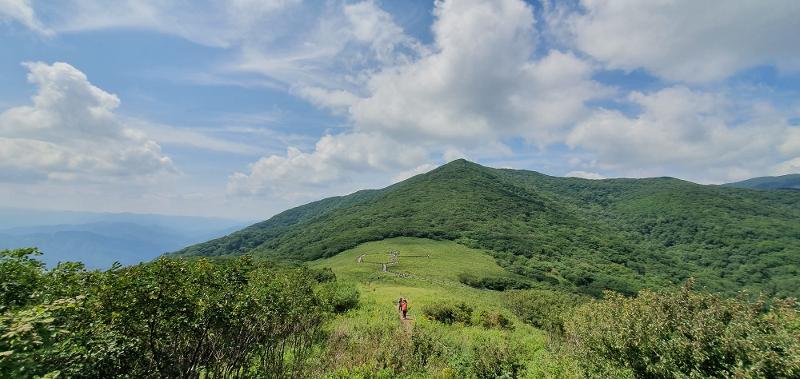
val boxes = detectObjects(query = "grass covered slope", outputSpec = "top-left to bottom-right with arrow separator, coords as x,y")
309,238 -> 559,377
311,237 -> 524,302
176,159 -> 800,297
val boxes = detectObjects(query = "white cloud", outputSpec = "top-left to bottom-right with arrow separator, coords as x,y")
231,0 -> 423,90
347,0 -> 607,148
231,0 -> 609,197
129,119 -> 264,155
567,0 -> 800,82
343,0 -> 424,66
41,0 -> 300,47
0,0 -> 50,34
567,86 -> 798,182
392,163 -> 437,183
294,86 -> 360,114
565,171 -> 605,180
773,158 -> 800,176
779,127 -> 800,156
227,132 -> 428,197
0,62 -> 175,182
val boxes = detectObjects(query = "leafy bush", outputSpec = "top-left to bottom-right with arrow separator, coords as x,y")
422,302 -> 473,325
469,335 -> 526,379
458,273 -> 530,291
477,310 -> 514,330
565,280 -> 800,378
504,289 -> 586,334
0,249 -> 338,378
319,281 -> 360,313
0,248 -> 45,310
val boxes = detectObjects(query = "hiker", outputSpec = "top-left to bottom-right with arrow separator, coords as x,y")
399,298 -> 409,319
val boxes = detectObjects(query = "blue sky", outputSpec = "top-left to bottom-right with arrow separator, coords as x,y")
1,0 -> 799,219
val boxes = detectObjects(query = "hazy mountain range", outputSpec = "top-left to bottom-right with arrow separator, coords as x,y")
0,208 -> 247,268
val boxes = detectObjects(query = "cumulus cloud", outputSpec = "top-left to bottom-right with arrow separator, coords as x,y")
350,0 -> 608,146
227,132 -> 428,197
0,62 -> 175,182
566,0 -> 800,82
567,86 -> 798,182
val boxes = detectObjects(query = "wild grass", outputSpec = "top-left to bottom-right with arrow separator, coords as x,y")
309,237 -> 580,378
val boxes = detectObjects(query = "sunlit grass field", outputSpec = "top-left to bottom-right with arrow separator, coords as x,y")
311,237 -> 519,312
310,238 -> 575,378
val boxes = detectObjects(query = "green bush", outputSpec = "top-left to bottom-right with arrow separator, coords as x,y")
469,336 -> 525,379
458,273 -> 530,291
0,249 -> 336,378
422,302 -> 473,325
320,281 -> 360,313
504,289 -> 586,334
565,280 -> 800,378
0,248 -> 45,310
477,310 -> 514,330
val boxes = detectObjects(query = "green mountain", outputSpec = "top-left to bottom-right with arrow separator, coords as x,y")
175,159 -> 800,297
723,174 -> 800,190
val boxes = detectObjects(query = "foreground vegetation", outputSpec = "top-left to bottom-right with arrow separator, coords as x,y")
0,248 -> 355,378
309,238 -> 800,378
176,159 -> 800,298
3,238 -> 799,377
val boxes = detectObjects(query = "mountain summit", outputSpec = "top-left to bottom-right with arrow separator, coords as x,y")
175,160 -> 800,297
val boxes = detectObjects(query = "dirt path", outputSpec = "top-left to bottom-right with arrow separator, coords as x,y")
399,311 -> 414,333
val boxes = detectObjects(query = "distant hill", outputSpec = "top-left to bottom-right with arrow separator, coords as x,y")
175,159 -> 800,298
0,209 -> 245,268
723,174 -> 800,190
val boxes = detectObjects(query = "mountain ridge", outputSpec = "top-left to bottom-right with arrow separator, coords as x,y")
723,173 -> 800,190
175,159 -> 800,297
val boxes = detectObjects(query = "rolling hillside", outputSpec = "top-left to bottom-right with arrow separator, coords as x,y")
175,159 -> 800,297
723,174 -> 800,190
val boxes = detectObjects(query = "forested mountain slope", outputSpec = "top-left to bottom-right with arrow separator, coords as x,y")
724,174 -> 800,190
175,159 -> 800,297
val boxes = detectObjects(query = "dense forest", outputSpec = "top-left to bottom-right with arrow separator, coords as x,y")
175,159 -> 800,298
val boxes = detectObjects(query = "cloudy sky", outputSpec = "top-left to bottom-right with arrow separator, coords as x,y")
1,0 -> 799,219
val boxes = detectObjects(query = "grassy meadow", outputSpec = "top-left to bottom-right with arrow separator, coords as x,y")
309,238 -> 576,378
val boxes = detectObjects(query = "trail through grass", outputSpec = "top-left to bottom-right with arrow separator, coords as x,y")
311,237 -> 519,314
310,238 -> 570,377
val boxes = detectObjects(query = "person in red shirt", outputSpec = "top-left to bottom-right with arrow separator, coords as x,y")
398,297 -> 409,319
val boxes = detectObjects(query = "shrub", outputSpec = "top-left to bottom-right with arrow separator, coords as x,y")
565,280 -> 800,378
0,249 -> 336,378
478,310 -> 514,330
422,302 -> 473,325
504,289 -> 586,335
469,335 -> 526,379
320,281 -> 360,313
458,273 -> 530,291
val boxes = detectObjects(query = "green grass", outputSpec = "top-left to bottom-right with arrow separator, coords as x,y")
310,237 -> 519,311
308,238 -> 575,377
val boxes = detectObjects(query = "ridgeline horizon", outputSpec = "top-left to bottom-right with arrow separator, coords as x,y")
175,158 -> 800,298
